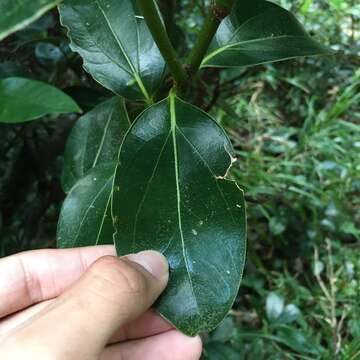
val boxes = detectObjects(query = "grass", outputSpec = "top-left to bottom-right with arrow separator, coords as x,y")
201,56 -> 360,359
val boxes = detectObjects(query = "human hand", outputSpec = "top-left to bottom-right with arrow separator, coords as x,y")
0,246 -> 202,359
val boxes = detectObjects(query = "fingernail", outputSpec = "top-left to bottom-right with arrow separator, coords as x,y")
127,251 -> 169,281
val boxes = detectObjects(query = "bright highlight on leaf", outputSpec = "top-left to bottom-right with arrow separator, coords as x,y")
112,93 -> 246,336
59,0 -> 165,102
202,0 -> 333,68
0,0 -> 60,41
0,77 -> 81,123
61,97 -> 130,193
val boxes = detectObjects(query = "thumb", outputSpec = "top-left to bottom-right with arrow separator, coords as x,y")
8,251 -> 169,359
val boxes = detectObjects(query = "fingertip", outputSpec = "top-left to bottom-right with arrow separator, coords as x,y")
101,329 -> 203,360
126,251 -> 169,283
173,332 -> 203,360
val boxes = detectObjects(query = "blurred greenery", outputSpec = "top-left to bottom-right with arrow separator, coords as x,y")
202,0 -> 360,358
0,0 -> 359,358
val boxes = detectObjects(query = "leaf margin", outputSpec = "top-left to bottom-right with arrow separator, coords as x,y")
112,90 -> 247,336
0,0 -> 60,41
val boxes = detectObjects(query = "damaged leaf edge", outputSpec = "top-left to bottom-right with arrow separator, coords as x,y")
112,90 -> 247,336
58,2 -> 155,102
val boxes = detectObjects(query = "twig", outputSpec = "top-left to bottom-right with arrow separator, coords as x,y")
187,0 -> 235,74
204,75 -> 220,111
137,0 -> 188,90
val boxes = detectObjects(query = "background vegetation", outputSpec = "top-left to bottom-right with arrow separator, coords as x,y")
0,0 -> 359,358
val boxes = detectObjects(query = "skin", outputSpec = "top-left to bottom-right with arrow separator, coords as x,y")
0,246 -> 202,359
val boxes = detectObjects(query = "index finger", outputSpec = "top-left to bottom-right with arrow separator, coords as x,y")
0,245 -> 116,318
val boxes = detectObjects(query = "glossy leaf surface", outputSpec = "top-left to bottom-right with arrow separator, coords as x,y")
59,0 -> 165,102
0,0 -> 60,41
202,0 -> 333,68
112,94 -> 246,336
62,97 -> 130,192
57,162 -> 116,248
0,77 -> 80,123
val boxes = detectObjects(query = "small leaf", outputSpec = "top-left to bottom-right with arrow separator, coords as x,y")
211,317 -> 235,342
340,221 -> 360,240
277,304 -> 301,324
0,77 -> 81,123
203,342 -> 240,360
236,328 -> 323,355
275,325 -> 323,355
59,0 -> 165,102
57,162 -> 116,248
0,0 -> 60,41
112,93 -> 246,336
313,260 -> 324,276
62,97 -> 130,193
300,0 -> 313,14
202,0 -> 333,68
329,0 -> 344,9
266,292 -> 284,321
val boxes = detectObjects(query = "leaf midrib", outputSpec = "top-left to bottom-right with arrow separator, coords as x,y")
92,105 -> 116,168
94,0 -> 151,102
202,35 -> 311,65
170,93 -> 198,306
71,177 -> 112,247
175,126 -> 236,224
131,131 -> 172,251
0,92 -> 74,113
95,187 -> 113,245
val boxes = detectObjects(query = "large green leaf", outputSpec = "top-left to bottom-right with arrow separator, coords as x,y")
201,0 -> 333,68
61,97 -> 130,193
0,77 -> 81,123
112,92 -> 246,336
59,0 -> 165,102
0,0 -> 60,41
57,162 -> 116,248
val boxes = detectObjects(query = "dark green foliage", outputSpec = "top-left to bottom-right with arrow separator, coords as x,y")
0,77 -> 80,123
58,162 -> 116,248
61,97 -> 130,192
200,0 -> 359,356
202,0 -> 332,68
59,0 -> 166,102
0,0 -> 359,356
0,0 -> 60,40
112,94 -> 246,336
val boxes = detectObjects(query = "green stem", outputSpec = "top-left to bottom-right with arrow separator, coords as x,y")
137,0 -> 188,90
187,12 -> 221,74
187,0 -> 235,74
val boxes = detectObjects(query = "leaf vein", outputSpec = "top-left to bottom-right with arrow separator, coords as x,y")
176,126 -> 236,224
94,0 -> 150,100
92,106 -> 115,168
71,179 -> 111,247
170,94 -> 198,308
132,131 -> 172,251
